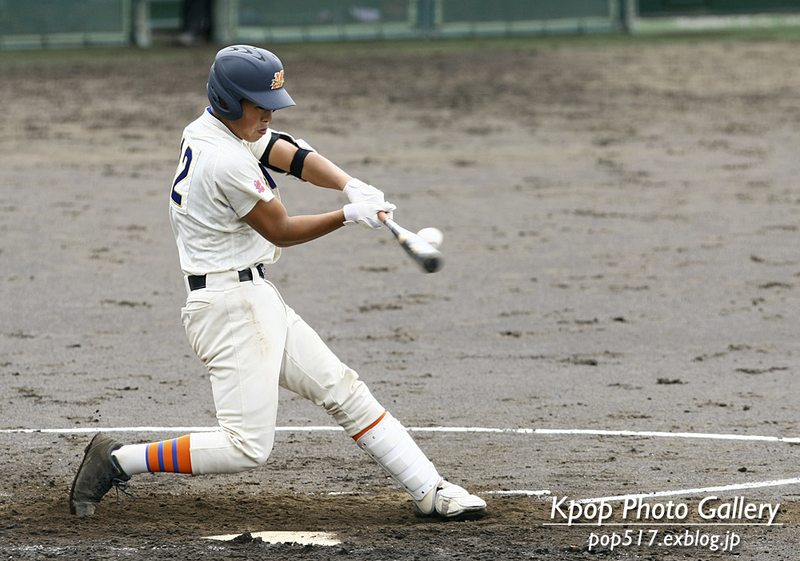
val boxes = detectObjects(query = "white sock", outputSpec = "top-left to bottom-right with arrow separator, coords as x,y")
111,444 -> 149,476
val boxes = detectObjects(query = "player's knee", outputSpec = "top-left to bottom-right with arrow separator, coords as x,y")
244,435 -> 274,467
326,371 -> 384,436
227,432 -> 274,470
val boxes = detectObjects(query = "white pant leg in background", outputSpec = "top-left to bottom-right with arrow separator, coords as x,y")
279,303 -> 385,438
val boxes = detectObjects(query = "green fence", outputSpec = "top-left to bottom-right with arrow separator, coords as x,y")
214,0 -> 800,43
434,0 -> 620,37
639,0 -> 800,16
149,0 -> 181,29
0,0 -> 130,49
222,0 -> 622,43
633,0 -> 800,33
4,0 -> 800,50
230,0 -> 419,42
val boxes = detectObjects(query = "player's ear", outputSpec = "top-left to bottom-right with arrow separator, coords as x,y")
219,99 -> 228,109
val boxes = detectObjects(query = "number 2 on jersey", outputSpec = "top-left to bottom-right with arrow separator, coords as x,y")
171,139 -> 194,209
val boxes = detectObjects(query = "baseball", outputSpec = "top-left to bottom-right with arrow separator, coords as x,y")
417,227 -> 443,249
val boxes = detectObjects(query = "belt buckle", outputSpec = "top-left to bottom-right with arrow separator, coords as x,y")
256,263 -> 266,279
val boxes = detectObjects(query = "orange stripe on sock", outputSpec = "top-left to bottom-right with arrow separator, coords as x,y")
176,435 -> 192,474
163,439 -> 176,473
146,443 -> 160,472
352,411 -> 387,441
145,436 -> 192,474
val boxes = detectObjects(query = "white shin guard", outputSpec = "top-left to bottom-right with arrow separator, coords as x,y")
356,412 -> 440,501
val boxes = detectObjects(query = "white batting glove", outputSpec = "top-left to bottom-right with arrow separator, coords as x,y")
343,201 -> 396,229
343,178 -> 385,204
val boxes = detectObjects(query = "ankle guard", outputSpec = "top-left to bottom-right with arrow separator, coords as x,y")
355,412 -> 440,501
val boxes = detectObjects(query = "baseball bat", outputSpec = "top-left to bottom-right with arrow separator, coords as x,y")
378,212 -> 444,273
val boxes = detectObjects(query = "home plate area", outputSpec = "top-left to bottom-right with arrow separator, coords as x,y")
205,530 -> 341,546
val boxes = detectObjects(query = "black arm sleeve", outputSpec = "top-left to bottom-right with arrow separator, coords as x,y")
259,131 -> 288,174
260,131 -> 314,180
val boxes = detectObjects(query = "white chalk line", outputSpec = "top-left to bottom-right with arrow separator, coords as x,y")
579,477 -> 800,504
5,425 -> 800,502
2,425 -> 800,443
485,490 -> 552,497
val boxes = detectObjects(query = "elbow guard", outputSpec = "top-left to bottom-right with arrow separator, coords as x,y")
260,131 -> 316,180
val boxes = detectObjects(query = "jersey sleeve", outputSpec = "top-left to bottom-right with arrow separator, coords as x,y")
247,132 -> 273,160
215,156 -> 275,218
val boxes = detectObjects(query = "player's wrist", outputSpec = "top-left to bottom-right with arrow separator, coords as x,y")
343,178 -> 367,197
343,203 -> 358,224
344,178 -> 385,204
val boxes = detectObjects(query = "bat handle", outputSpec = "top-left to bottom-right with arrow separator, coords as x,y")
378,210 -> 388,223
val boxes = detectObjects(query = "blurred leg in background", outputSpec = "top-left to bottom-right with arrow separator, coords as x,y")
177,0 -> 212,46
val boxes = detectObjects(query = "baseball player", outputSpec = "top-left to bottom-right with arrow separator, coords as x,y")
69,45 -> 486,521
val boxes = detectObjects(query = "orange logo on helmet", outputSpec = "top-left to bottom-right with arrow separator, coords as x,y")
271,70 -> 285,90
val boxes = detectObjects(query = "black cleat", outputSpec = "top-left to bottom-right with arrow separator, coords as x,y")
69,433 -> 131,515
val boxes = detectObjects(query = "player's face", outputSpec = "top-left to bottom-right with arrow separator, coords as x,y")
229,99 -> 273,142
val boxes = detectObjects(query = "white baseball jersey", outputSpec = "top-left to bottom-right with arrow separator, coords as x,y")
169,108 -> 280,275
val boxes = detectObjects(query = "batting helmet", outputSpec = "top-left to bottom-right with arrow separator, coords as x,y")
207,45 -> 295,120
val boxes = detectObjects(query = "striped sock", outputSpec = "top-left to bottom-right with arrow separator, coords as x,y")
112,435 -> 193,476
145,435 -> 193,474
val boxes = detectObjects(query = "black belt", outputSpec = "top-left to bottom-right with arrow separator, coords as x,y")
188,264 -> 266,291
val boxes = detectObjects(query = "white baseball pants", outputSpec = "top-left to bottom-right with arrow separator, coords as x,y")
180,267 -> 385,474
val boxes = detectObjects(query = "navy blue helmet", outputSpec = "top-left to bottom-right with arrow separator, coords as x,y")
207,45 -> 295,120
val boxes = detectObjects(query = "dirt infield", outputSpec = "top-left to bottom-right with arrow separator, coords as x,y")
3,33 -> 800,559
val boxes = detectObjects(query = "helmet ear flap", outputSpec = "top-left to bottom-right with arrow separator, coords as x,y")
207,68 -> 243,120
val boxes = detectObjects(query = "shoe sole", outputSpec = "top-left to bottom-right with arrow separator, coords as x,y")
413,503 -> 488,521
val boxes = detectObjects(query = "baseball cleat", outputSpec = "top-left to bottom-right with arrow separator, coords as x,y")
414,479 -> 487,520
69,433 -> 131,516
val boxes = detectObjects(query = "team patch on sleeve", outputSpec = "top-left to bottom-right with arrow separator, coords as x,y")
254,178 -> 266,193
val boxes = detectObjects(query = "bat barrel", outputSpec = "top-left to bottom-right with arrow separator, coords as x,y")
380,214 -> 444,274
423,254 -> 444,273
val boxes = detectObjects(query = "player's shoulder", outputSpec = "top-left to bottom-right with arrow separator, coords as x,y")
183,111 -> 237,155
184,108 -> 220,138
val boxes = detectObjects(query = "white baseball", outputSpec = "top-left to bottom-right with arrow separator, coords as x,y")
417,227 -> 443,249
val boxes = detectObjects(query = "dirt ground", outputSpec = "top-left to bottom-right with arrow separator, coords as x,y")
3,32 -> 800,559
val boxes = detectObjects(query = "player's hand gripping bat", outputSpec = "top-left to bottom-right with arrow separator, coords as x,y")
378,211 -> 444,273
